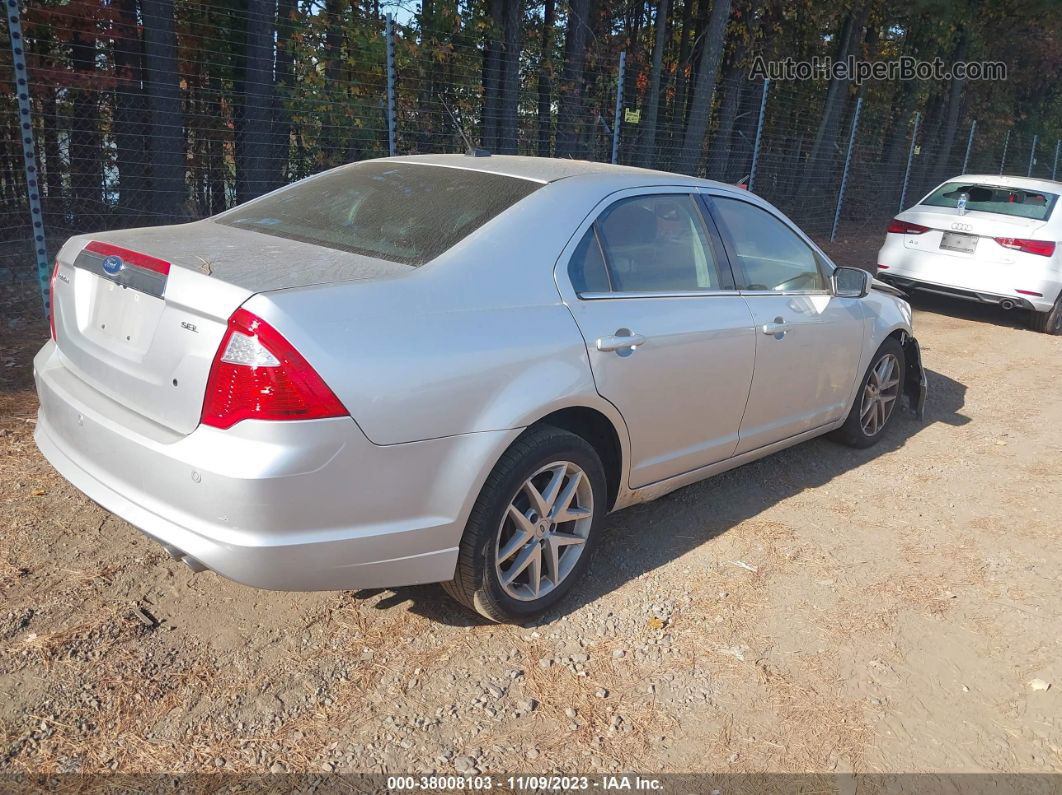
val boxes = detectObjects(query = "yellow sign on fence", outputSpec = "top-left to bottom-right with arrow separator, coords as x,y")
624,108 -> 641,124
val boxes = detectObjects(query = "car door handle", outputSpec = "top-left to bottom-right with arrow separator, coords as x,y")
761,317 -> 789,338
596,332 -> 647,352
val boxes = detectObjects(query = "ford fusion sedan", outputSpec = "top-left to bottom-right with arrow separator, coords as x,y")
35,155 -> 926,622
877,174 -> 1062,334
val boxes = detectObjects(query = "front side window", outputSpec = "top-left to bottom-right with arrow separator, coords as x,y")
711,197 -> 827,292
921,181 -> 1057,221
585,194 -> 724,293
215,162 -> 541,266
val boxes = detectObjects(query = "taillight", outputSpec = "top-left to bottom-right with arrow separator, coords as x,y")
201,308 -> 348,429
887,219 -> 930,235
993,237 -> 1056,257
48,259 -> 59,341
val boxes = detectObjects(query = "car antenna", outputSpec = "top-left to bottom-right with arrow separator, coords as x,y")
440,98 -> 489,157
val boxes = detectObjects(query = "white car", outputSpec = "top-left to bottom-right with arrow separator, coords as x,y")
876,174 -> 1062,333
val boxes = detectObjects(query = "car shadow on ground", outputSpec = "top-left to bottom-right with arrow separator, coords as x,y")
353,368 -> 969,627
905,291 -> 1032,331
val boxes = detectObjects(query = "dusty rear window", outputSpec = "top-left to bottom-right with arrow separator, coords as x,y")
921,182 -> 1057,221
215,162 -> 541,266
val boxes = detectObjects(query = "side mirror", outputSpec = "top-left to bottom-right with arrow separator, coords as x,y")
833,266 -> 872,298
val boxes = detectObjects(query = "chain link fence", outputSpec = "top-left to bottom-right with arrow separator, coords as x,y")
2,3 -> 1059,302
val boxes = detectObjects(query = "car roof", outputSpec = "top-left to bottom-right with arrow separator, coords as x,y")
947,174 -> 1062,193
382,153 -> 736,190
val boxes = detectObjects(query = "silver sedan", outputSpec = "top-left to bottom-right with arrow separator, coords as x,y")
34,155 -> 926,621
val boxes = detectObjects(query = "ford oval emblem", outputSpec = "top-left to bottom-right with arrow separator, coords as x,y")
101,254 -> 124,275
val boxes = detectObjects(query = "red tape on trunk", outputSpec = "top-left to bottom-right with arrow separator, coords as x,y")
85,241 -> 171,276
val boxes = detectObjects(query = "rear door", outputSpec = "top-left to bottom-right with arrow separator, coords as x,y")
704,194 -> 864,453
557,189 -> 756,488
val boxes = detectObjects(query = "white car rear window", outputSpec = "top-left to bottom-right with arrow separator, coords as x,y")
921,182 -> 1057,221
215,162 -> 541,266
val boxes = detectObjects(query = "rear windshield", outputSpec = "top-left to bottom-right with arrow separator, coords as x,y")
920,181 -> 1057,221
215,162 -> 541,265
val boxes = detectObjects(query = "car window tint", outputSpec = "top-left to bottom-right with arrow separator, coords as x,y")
711,198 -> 827,291
214,162 -> 541,266
592,195 -> 723,293
568,227 -> 611,294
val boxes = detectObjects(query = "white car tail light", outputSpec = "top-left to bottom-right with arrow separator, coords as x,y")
993,237 -> 1056,257
886,219 -> 930,235
202,308 -> 348,429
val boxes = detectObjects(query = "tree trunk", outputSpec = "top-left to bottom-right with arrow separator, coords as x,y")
320,0 -> 346,166
933,18 -> 972,183
674,0 -> 731,175
69,29 -> 103,223
235,0 -> 277,204
536,0 -> 555,156
112,0 -> 148,220
666,0 -> 695,164
498,0 -> 522,154
41,86 -> 63,217
638,0 -> 668,166
272,0 -> 296,185
709,63 -> 747,181
480,0 -> 505,151
141,0 -> 185,220
801,3 -> 867,192
207,75 -> 228,214
555,0 -> 591,157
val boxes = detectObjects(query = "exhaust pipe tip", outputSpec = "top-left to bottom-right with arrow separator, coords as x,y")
1000,300 -> 1016,310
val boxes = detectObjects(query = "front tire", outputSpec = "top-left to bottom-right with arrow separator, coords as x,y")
1028,295 -> 1062,335
830,337 -> 906,449
442,425 -> 607,623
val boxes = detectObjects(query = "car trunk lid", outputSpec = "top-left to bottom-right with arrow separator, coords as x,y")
896,207 -> 1051,263
51,223 -> 408,436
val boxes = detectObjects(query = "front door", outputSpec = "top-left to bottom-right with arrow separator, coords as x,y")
560,191 -> 757,488
706,195 -> 865,454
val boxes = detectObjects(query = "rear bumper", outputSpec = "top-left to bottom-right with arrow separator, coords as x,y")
877,273 -> 1043,311
876,241 -> 1060,312
33,342 -> 517,591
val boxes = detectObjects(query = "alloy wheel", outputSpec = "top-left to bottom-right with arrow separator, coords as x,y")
860,353 -> 901,436
494,461 -> 594,601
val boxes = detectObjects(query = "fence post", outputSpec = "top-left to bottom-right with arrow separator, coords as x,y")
899,110 -> 920,212
831,97 -> 862,242
1027,134 -> 1037,177
961,119 -> 975,174
1053,139 -> 1060,181
999,129 -> 1010,175
611,51 -> 626,165
385,13 -> 396,157
5,0 -> 49,312
747,78 -> 768,193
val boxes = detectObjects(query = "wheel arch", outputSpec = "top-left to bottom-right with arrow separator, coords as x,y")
522,404 -> 628,511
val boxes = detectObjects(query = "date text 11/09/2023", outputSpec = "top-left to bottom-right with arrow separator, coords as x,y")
386,775 -> 665,791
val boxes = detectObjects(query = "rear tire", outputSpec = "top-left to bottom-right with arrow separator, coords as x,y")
1028,295 -> 1062,335
830,337 -> 906,449
442,425 -> 607,623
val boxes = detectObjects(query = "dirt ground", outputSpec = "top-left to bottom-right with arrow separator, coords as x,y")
1,231 -> 1060,776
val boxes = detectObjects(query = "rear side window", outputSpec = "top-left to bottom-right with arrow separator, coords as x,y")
573,194 -> 726,294
215,162 -> 541,266
921,182 -> 1057,221
568,228 -> 611,293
